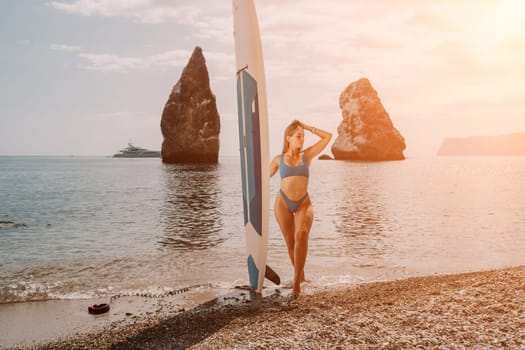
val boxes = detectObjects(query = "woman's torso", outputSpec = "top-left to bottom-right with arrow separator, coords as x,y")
279,152 -> 309,201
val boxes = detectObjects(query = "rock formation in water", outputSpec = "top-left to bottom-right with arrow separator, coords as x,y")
0,221 -> 27,229
160,46 -> 221,163
331,78 -> 406,161
318,154 -> 334,160
437,133 -> 525,156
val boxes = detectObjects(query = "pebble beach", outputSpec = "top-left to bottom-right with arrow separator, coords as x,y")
12,265 -> 525,349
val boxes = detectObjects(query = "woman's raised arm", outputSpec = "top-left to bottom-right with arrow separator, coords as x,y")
301,122 -> 332,162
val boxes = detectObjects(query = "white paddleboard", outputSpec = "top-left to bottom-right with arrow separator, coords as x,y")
232,0 -> 270,293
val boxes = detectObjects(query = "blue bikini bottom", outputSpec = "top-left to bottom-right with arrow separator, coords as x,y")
279,189 -> 309,214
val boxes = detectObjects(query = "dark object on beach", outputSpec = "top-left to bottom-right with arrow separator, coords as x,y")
265,265 -> 281,285
88,303 -> 110,315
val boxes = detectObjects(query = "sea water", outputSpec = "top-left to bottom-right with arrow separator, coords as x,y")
1,156 -> 525,304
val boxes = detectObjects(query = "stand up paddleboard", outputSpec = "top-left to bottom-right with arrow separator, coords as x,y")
233,0 -> 279,292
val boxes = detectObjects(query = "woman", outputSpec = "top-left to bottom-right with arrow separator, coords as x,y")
269,120 -> 332,296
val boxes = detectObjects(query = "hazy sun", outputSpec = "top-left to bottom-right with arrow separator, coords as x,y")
468,1 -> 524,56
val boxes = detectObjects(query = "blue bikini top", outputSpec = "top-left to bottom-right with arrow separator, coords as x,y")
279,153 -> 309,179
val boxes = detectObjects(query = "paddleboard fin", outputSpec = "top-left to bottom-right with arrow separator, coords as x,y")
265,264 -> 280,285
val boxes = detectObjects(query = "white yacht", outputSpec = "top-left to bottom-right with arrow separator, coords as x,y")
113,143 -> 160,158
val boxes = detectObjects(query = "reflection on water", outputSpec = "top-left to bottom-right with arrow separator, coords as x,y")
332,164 -> 394,267
3,156 -> 525,305
336,178 -> 385,236
159,163 -> 224,250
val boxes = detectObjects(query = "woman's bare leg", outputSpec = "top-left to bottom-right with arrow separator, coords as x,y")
292,200 -> 313,295
274,194 -> 296,268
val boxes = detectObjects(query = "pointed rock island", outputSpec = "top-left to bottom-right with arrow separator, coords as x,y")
160,47 -> 221,163
331,78 -> 406,161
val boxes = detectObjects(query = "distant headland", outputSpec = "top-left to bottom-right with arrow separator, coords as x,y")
437,132 -> 525,156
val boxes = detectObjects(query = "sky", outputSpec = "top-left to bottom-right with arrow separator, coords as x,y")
1,0 -> 524,157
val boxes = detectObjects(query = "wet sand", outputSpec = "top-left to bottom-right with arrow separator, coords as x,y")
8,265 -> 525,349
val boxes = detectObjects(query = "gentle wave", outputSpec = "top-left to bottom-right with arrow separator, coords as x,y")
0,283 -> 216,304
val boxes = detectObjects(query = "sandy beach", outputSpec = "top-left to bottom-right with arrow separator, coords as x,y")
5,265 -> 524,349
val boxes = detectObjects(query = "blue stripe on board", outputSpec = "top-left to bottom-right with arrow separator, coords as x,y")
237,70 -> 262,236
247,254 -> 259,290
236,75 -> 249,226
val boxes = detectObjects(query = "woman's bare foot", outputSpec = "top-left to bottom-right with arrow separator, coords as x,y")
301,274 -> 310,283
292,277 -> 302,296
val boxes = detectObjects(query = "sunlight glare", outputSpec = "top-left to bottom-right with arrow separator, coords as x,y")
468,2 -> 524,57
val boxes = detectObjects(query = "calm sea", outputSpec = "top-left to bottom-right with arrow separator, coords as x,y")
1,156 -> 524,304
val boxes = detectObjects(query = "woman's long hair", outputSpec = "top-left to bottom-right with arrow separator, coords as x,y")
281,120 -> 303,154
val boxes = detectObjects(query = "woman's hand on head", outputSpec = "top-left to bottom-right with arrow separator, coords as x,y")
299,121 -> 312,132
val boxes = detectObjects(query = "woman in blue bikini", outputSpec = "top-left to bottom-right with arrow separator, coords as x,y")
269,120 -> 332,296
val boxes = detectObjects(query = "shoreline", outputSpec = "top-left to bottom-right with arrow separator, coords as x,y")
0,288 -> 224,350
5,265 -> 525,349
